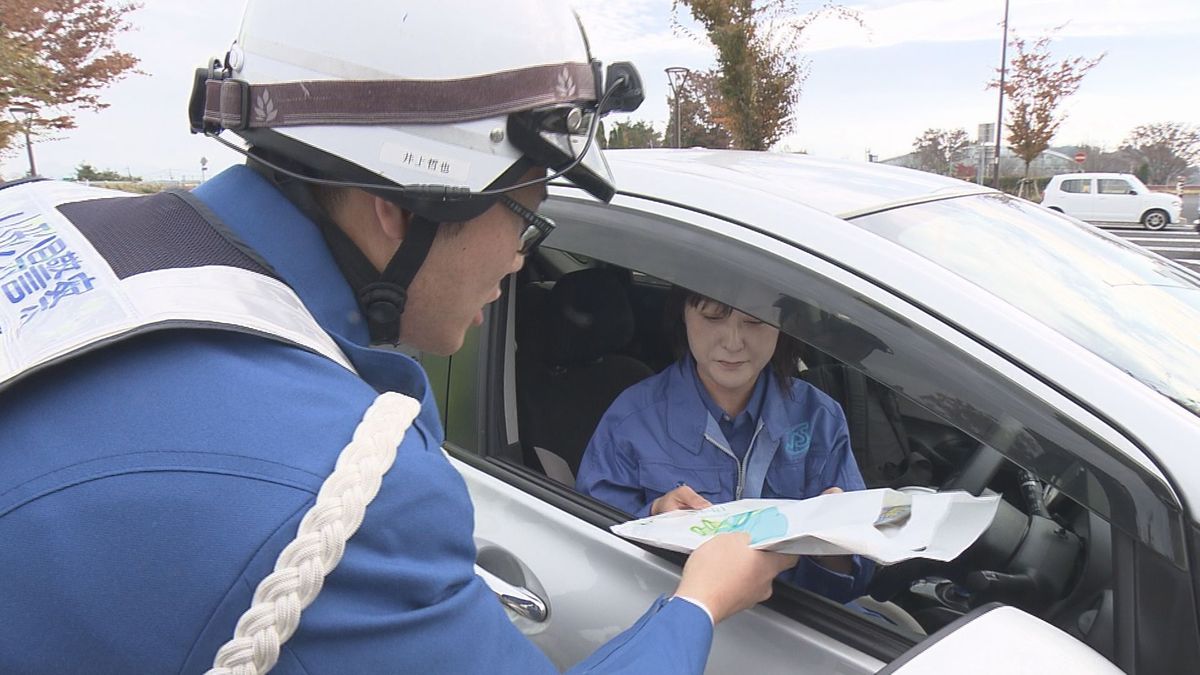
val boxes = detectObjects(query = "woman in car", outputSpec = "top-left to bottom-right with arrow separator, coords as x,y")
576,287 -> 873,602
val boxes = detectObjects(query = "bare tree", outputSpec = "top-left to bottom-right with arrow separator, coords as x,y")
673,0 -> 862,151
1073,144 -> 1132,173
1121,122 -> 1200,186
912,128 -> 970,176
0,0 -> 142,152
990,31 -> 1103,179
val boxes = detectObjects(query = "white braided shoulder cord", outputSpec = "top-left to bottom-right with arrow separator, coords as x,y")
206,391 -> 422,675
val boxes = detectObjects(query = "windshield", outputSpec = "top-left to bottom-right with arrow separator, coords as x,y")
853,193 -> 1200,417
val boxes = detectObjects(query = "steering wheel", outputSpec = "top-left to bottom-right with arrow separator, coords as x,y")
866,442 -> 1010,603
868,441 -> 1083,627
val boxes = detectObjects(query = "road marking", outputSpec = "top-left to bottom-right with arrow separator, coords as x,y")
1101,227 -> 1193,233
1124,238 -> 1200,244
1144,247 -> 1200,253
1176,259 -> 1200,266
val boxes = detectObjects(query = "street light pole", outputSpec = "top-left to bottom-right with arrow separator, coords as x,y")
665,67 -> 691,149
992,0 -> 1010,189
8,105 -> 37,177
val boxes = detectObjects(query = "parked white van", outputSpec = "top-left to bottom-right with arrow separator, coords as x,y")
1041,172 -> 1183,229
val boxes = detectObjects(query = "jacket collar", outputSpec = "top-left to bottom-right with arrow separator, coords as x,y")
192,167 -> 433,413
193,166 -> 369,345
666,354 -> 792,454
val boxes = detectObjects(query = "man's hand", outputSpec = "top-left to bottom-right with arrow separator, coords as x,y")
650,484 -> 712,516
811,487 -> 854,575
675,533 -> 799,624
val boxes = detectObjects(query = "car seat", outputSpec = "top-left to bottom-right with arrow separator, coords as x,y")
795,314 -> 933,489
516,267 -> 655,484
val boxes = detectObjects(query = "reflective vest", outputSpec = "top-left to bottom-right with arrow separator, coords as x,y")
0,179 -> 353,394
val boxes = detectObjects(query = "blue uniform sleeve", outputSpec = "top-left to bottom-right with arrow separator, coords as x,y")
567,596 -> 713,674
214,417 -> 712,675
576,409 -> 655,518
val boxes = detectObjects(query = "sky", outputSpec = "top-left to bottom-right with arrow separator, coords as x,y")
3,0 -> 1198,182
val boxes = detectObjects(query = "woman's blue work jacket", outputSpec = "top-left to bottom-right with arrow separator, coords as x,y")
576,356 -> 873,603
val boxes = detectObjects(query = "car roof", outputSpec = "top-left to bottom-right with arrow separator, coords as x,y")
602,148 -> 990,220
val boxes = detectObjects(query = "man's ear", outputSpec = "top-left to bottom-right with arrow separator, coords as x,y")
373,196 -> 413,242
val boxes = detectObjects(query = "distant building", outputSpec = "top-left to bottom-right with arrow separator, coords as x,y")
882,146 -> 1101,181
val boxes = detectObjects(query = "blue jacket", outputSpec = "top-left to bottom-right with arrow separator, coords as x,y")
576,357 -> 872,603
0,167 -> 711,674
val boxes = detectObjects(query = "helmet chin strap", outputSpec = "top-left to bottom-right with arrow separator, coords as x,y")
250,156 -> 439,346
358,216 -> 436,345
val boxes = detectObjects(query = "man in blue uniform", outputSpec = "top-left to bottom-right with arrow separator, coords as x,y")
0,2 -> 797,673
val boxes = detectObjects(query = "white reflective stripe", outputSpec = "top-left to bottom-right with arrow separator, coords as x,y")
121,266 -> 353,370
0,182 -> 354,391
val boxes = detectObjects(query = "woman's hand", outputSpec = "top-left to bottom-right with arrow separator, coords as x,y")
650,484 -> 713,515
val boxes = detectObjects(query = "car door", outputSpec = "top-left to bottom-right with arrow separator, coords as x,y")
1053,177 -> 1094,220
1096,178 -> 1138,222
420,187 -> 1195,673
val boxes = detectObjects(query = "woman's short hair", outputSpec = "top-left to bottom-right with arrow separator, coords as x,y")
663,286 -> 802,394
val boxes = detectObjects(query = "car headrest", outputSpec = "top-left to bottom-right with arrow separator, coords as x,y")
543,268 -> 635,367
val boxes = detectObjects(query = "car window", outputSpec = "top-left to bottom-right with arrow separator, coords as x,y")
1098,179 -> 1132,195
499,238 -> 1140,649
1060,179 -> 1091,194
851,193 -> 1200,420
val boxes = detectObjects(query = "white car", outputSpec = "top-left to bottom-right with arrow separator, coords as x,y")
422,150 -> 1199,674
1041,172 -> 1183,229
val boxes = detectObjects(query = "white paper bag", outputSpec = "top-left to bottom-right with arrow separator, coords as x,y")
611,488 -> 1000,565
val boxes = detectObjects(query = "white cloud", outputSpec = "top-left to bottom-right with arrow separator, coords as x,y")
798,0 -> 1200,51
2,0 -> 1196,180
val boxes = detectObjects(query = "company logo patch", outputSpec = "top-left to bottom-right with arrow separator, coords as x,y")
783,422 -> 812,459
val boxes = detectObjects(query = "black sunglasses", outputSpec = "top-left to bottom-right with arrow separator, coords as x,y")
499,195 -> 556,255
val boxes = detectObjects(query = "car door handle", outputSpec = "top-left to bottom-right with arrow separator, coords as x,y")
475,564 -> 550,623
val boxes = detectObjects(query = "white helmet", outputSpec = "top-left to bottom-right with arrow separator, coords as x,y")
190,0 -> 644,221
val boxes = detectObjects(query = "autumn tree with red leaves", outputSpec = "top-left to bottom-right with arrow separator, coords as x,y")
0,0 -> 142,153
991,31 -> 1103,179
673,0 -> 861,151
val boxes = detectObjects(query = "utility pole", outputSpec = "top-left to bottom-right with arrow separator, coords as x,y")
8,105 -> 37,177
665,67 -> 692,149
992,0 -> 1011,189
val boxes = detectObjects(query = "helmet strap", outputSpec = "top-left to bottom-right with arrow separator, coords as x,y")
359,215 -> 436,345
250,155 -> 438,345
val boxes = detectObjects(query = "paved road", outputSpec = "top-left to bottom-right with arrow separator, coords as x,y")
1099,223 -> 1200,271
